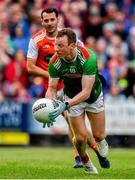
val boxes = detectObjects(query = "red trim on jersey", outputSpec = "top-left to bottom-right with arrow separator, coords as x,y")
78,46 -> 90,59
51,54 -> 59,64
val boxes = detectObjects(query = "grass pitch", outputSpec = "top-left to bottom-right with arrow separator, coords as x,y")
0,147 -> 135,179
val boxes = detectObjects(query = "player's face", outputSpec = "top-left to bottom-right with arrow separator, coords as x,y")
55,35 -> 72,59
41,12 -> 58,34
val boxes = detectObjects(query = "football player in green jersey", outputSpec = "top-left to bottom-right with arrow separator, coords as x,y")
46,28 -> 110,174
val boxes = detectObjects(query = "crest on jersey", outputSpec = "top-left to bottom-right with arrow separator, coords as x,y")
70,66 -> 76,73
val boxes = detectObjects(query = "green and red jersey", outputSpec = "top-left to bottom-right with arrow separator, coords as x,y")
48,46 -> 102,103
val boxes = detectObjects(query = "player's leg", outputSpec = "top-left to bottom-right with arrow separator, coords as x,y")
84,114 -> 100,153
84,121 -> 109,168
86,123 -> 110,168
68,114 -> 103,168
57,89 -> 83,168
64,111 -> 83,168
69,113 -> 98,174
86,129 -> 99,153
86,110 -> 110,168
67,111 -> 105,168
88,111 -> 108,155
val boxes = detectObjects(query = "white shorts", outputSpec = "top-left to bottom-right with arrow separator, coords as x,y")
64,92 -> 104,117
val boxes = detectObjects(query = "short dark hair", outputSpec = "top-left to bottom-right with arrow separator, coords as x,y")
41,7 -> 59,19
56,28 -> 77,45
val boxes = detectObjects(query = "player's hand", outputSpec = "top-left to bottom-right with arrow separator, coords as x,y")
49,101 -> 70,119
43,118 -> 56,128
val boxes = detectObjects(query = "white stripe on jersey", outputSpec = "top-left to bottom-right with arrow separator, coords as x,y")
27,30 -> 46,59
78,49 -> 85,66
54,59 -> 62,70
34,31 -> 46,44
27,39 -> 38,59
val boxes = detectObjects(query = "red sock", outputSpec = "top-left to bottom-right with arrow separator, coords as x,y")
81,154 -> 89,164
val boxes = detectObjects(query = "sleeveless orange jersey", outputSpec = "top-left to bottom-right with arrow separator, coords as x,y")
32,29 -> 63,90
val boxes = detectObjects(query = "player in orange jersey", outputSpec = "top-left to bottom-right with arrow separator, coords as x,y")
27,7 -> 109,169
27,7 -> 83,167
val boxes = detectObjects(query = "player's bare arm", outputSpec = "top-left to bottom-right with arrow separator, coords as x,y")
67,76 -> 95,107
45,77 -> 59,99
27,58 -> 49,78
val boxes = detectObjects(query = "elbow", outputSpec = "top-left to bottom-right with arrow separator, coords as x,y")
83,91 -> 91,101
85,94 -> 90,100
27,66 -> 32,74
27,65 -> 30,73
27,63 -> 34,74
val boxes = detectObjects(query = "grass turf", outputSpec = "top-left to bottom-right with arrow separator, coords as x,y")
0,147 -> 135,179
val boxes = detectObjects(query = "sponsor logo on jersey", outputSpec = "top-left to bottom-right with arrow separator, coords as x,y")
42,44 -> 50,48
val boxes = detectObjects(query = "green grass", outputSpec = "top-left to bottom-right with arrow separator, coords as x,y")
0,147 -> 135,179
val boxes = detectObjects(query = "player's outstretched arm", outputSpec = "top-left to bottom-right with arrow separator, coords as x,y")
68,76 -> 95,107
45,77 -> 59,99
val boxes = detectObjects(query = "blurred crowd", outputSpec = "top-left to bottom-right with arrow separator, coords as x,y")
0,0 -> 135,102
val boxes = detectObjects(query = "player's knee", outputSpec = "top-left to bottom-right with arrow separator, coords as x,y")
94,131 -> 106,142
76,132 -> 87,143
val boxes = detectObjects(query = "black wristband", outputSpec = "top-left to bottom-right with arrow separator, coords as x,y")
65,102 -> 70,110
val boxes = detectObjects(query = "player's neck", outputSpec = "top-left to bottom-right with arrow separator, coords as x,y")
46,30 -> 58,38
66,48 -> 77,62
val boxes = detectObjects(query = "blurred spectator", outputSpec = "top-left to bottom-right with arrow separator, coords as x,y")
43,0 -> 62,10
0,48 -> 10,70
129,26 -> 135,41
9,3 -> 30,38
84,4 -> 103,39
102,22 -> 115,43
0,9 -> 9,35
12,25 -> 29,56
88,0 -> 106,17
18,0 -> 33,21
0,33 -> 13,69
0,90 -> 5,102
85,36 -> 96,49
67,15 -> 83,40
0,69 -> 5,100
98,60 -> 110,94
15,83 -> 31,103
2,81 -> 19,98
107,49 -> 128,85
28,77 -> 46,98
106,34 -> 128,57
105,83 -> 127,102
61,0 -> 72,15
117,0 -> 135,18
62,1 -> 85,40
4,49 -> 27,87
128,40 -> 135,61
29,8 -> 42,29
114,12 -> 128,41
95,38 -> 108,63
96,38 -> 110,93
104,2 -> 118,23
128,26 -> 135,58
